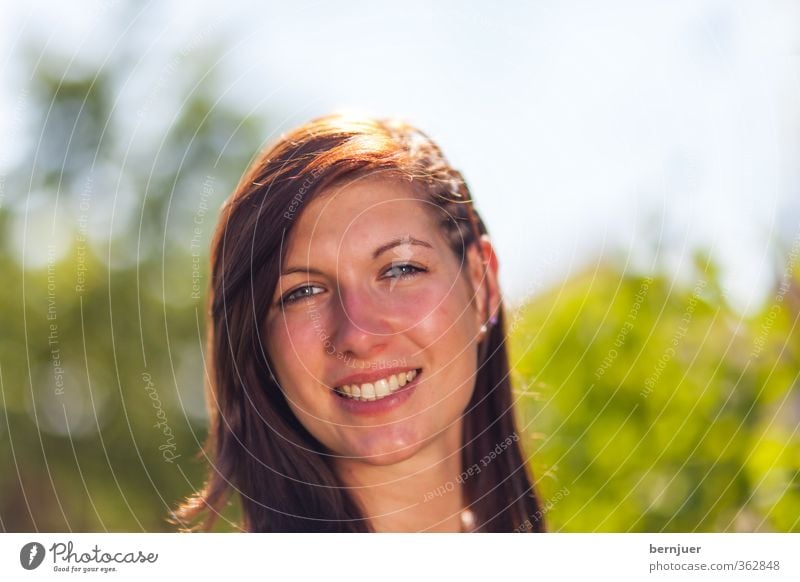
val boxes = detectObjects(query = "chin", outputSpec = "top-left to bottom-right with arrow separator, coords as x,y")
340,426 -> 428,466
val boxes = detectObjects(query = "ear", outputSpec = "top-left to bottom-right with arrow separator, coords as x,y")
465,234 -> 501,336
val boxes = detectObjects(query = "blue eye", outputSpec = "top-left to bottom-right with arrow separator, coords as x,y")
280,264 -> 425,306
383,263 -> 425,279
282,285 -> 325,304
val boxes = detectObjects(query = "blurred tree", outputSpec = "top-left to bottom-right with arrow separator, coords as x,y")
0,30 -> 262,531
510,253 -> 800,532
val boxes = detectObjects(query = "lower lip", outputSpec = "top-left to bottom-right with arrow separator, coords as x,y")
332,370 -> 422,416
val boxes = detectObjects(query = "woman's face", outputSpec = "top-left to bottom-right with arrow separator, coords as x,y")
263,174 -> 498,466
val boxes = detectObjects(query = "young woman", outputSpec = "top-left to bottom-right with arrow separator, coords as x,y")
175,113 -> 545,532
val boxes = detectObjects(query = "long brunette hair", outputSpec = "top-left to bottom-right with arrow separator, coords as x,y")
173,113 -> 545,532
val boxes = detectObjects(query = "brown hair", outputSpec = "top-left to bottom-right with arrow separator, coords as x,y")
173,113 -> 545,532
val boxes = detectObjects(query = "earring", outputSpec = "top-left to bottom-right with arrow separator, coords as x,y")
479,323 -> 488,336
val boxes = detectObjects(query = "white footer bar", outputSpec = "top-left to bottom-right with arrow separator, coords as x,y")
1,533 -> 797,581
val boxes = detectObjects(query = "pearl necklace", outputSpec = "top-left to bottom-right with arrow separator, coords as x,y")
460,508 -> 476,532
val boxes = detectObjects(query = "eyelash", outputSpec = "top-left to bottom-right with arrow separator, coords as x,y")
383,263 -> 425,280
280,263 -> 426,305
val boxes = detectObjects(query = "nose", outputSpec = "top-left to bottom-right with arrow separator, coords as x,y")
330,285 -> 392,360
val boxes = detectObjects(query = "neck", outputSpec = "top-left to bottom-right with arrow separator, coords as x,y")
334,421 -> 466,532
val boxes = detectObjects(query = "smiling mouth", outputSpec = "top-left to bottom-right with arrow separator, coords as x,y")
333,368 -> 422,402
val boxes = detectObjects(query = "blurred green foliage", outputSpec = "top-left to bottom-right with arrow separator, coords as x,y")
0,42 -> 261,531
511,256 -> 800,532
1,30 -> 798,533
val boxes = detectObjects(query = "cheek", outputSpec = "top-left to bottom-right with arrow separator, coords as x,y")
266,321 -> 338,443
413,275 -> 479,407
272,310 -> 323,353
270,303 -> 338,362
412,273 -> 477,348
265,315 -> 329,404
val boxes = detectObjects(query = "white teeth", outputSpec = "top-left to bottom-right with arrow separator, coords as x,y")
361,383 -> 376,400
374,378 -> 390,398
336,369 -> 420,401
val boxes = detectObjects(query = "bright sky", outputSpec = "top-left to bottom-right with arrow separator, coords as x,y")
1,0 -> 798,313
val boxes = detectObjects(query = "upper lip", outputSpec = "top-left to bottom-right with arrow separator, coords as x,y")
331,366 -> 421,388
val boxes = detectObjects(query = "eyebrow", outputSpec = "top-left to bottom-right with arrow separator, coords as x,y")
372,236 -> 432,259
280,236 -> 433,277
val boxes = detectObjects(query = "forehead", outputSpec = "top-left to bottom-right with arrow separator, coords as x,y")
285,175 -> 444,257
